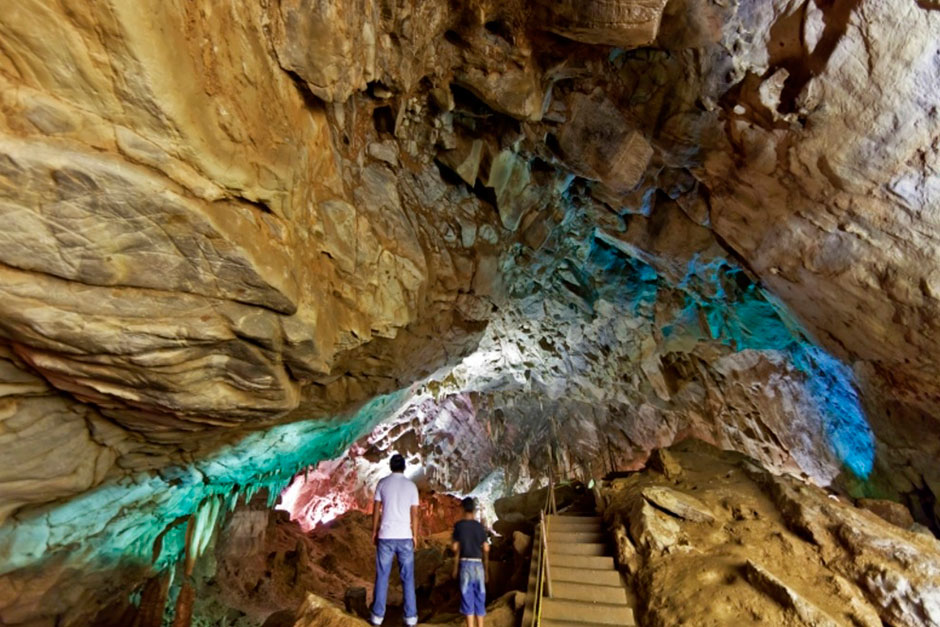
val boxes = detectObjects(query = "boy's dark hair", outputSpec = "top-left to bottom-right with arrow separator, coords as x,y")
461,497 -> 476,513
390,454 -> 406,473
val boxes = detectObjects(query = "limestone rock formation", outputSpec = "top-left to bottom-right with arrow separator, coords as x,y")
172,492 -> 524,626
0,0 -> 939,624
533,0 -> 670,47
602,440 -> 940,627
292,593 -> 370,627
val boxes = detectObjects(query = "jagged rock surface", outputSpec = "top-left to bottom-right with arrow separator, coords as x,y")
0,0 -> 499,512
602,440 -> 940,627
0,0 -> 939,624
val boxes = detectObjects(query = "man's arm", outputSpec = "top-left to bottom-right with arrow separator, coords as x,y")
372,501 -> 382,545
410,505 -> 419,546
451,541 -> 460,579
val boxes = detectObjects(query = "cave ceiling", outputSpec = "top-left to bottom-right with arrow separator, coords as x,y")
0,0 -> 938,624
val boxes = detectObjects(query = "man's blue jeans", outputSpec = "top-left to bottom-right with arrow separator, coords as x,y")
371,539 -> 417,626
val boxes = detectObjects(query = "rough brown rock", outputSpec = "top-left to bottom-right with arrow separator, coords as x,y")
648,448 -> 682,481
292,593 -> 370,627
628,499 -> 681,556
533,0 -> 670,47
557,91 -> 654,195
696,1 -> 940,496
603,440 -> 940,627
0,0 -> 496,525
641,486 -> 715,523
743,560 -> 843,627
613,522 -> 639,575
2,0 -> 940,624
857,498 -> 915,530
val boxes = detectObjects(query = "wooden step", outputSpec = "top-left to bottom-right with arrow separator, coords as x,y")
549,515 -> 602,523
548,531 -> 605,544
541,620 -> 632,627
547,520 -> 602,531
551,582 -> 628,605
541,599 -> 635,626
552,567 -> 622,587
550,543 -> 607,556
548,524 -> 603,535
548,516 -> 601,523
548,554 -> 615,570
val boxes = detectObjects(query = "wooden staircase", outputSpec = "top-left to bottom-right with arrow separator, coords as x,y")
523,513 -> 636,627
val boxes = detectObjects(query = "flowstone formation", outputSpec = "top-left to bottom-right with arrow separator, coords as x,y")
0,0 -> 938,624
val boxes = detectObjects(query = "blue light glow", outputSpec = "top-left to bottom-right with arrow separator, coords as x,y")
591,239 -> 875,479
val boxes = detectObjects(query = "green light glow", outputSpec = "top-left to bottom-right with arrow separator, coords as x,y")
0,387 -> 413,577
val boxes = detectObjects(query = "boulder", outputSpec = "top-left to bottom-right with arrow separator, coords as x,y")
641,486 -> 715,523
743,560 -> 842,627
494,484 -> 579,523
557,93 -> 653,195
293,593 -> 371,627
856,499 -> 915,530
533,0 -> 670,47
512,531 -> 532,556
648,448 -> 683,481
343,587 -> 369,620
629,499 -> 680,555
613,523 -> 639,575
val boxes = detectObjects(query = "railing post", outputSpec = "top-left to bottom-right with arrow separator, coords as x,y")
540,511 -> 552,599
592,482 -> 604,515
546,444 -> 558,515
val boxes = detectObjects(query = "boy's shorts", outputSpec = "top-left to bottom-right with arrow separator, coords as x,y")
458,560 -> 486,616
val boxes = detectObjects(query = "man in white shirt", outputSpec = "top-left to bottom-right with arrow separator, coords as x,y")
370,454 -> 419,626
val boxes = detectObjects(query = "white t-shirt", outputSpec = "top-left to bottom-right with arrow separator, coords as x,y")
375,473 -> 419,540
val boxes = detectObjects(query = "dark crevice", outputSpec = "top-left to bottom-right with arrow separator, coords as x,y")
280,67 -> 325,111
372,105 -> 396,136
433,159 -> 471,188
450,83 -> 496,117
229,193 -> 275,215
484,19 -> 515,45
444,29 -> 469,49
544,132 -> 563,160
471,178 -> 498,211
707,224 -> 770,293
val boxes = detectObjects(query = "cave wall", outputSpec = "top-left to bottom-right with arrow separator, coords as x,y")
0,0 -> 496,511
0,0 -> 938,624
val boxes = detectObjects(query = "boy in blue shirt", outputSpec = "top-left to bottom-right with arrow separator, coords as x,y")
451,497 -> 489,627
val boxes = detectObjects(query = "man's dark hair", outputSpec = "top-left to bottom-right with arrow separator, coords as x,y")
461,497 -> 476,513
390,454 -> 406,473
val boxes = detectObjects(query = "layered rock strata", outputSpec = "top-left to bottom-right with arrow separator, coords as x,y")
0,0 -> 939,625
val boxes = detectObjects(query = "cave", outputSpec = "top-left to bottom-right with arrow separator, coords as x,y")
0,1 -> 939,626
